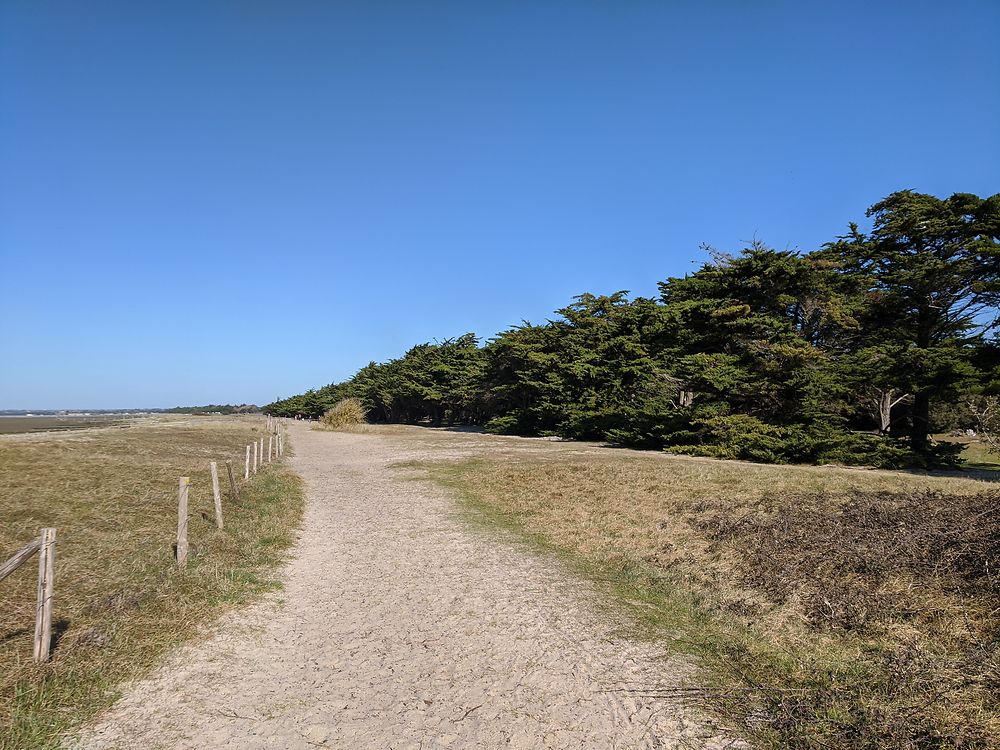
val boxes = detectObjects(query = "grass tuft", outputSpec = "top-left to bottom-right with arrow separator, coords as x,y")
315,399 -> 366,430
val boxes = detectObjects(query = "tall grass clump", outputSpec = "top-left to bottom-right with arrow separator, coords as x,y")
317,398 -> 366,430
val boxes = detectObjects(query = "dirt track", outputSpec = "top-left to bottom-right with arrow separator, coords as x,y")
73,423 -> 739,749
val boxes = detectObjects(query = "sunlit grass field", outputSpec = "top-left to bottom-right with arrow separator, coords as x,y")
0,417 -> 302,749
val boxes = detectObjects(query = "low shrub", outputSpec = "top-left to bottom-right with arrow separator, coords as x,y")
666,414 -> 792,464
664,414 -> 964,468
318,398 -> 367,430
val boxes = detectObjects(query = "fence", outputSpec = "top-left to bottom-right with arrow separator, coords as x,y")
1,416 -> 287,663
174,417 -> 285,567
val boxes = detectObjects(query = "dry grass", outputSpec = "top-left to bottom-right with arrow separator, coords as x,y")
316,399 -> 367,430
406,431 -> 999,749
0,417 -> 303,749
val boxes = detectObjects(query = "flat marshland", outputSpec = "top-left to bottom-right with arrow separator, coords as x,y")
0,416 -> 134,435
0,417 -> 302,749
381,426 -> 1000,749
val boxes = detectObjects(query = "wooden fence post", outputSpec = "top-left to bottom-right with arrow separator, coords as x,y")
253,441 -> 258,474
259,437 -> 264,466
225,460 -> 240,504
177,477 -> 190,567
210,461 -> 223,530
268,436 -> 273,462
244,445 -> 250,480
33,527 -> 56,663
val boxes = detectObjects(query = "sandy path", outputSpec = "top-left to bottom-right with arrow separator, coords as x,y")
73,424 -> 739,749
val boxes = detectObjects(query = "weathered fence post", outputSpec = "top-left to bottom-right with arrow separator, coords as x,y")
225,460 -> 240,504
210,461 -> 223,530
259,437 -> 265,466
244,444 -> 250,480
33,527 -> 56,663
253,441 -> 258,474
268,436 -> 273,462
176,477 -> 190,567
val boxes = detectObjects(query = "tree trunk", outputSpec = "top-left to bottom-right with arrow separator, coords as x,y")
910,392 -> 930,453
878,390 -> 893,434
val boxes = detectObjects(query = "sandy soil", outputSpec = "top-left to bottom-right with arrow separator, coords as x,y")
71,423 -> 742,749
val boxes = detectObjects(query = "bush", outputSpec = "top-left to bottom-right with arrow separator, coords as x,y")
483,414 -> 523,435
664,414 -> 964,469
318,398 -> 367,430
666,414 -> 791,463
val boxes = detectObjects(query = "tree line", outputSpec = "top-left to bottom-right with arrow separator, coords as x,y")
166,404 -> 259,415
265,191 -> 1000,468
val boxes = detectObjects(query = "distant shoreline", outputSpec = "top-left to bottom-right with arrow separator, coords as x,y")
0,410 -> 169,417
0,414 -> 137,435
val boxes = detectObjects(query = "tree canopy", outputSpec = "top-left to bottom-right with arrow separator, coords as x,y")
265,190 -> 1000,469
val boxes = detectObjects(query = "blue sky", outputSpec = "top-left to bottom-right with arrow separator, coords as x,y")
2,1 -> 998,409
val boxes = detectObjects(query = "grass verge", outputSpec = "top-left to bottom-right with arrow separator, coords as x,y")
423,450 -> 999,749
0,418 -> 302,749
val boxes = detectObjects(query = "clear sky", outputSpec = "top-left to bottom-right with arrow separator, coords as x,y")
1,1 -> 998,409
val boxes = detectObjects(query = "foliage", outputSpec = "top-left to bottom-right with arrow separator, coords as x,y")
821,191 -> 1000,451
970,395 -> 1000,456
265,190 -> 1000,469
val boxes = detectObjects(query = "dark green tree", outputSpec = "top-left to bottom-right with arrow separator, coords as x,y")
824,191 -> 1000,452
